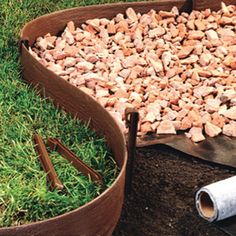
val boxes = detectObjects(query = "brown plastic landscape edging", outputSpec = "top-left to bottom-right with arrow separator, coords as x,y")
8,0 -> 234,236
17,2 -> 190,236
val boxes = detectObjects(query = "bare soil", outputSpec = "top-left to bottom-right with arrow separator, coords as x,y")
113,145 -> 236,236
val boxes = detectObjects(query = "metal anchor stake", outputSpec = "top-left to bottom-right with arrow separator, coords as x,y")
125,107 -> 139,195
33,134 -> 102,191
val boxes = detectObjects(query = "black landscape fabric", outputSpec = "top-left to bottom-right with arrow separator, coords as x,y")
138,134 -> 236,168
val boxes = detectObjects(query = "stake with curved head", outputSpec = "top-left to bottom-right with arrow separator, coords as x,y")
18,39 -> 29,52
33,134 -> 64,191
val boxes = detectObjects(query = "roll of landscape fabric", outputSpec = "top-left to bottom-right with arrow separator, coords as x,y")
195,176 -> 236,222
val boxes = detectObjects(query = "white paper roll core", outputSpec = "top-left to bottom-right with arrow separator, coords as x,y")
196,176 -> 236,222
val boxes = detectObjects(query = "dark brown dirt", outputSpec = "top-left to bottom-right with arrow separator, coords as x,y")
113,145 -> 236,236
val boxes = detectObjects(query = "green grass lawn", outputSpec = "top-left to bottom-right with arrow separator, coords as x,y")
0,0 -> 130,227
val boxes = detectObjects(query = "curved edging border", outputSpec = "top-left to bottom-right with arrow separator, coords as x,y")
17,3 -> 191,235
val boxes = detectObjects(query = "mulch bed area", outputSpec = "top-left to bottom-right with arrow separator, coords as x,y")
114,145 -> 235,236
